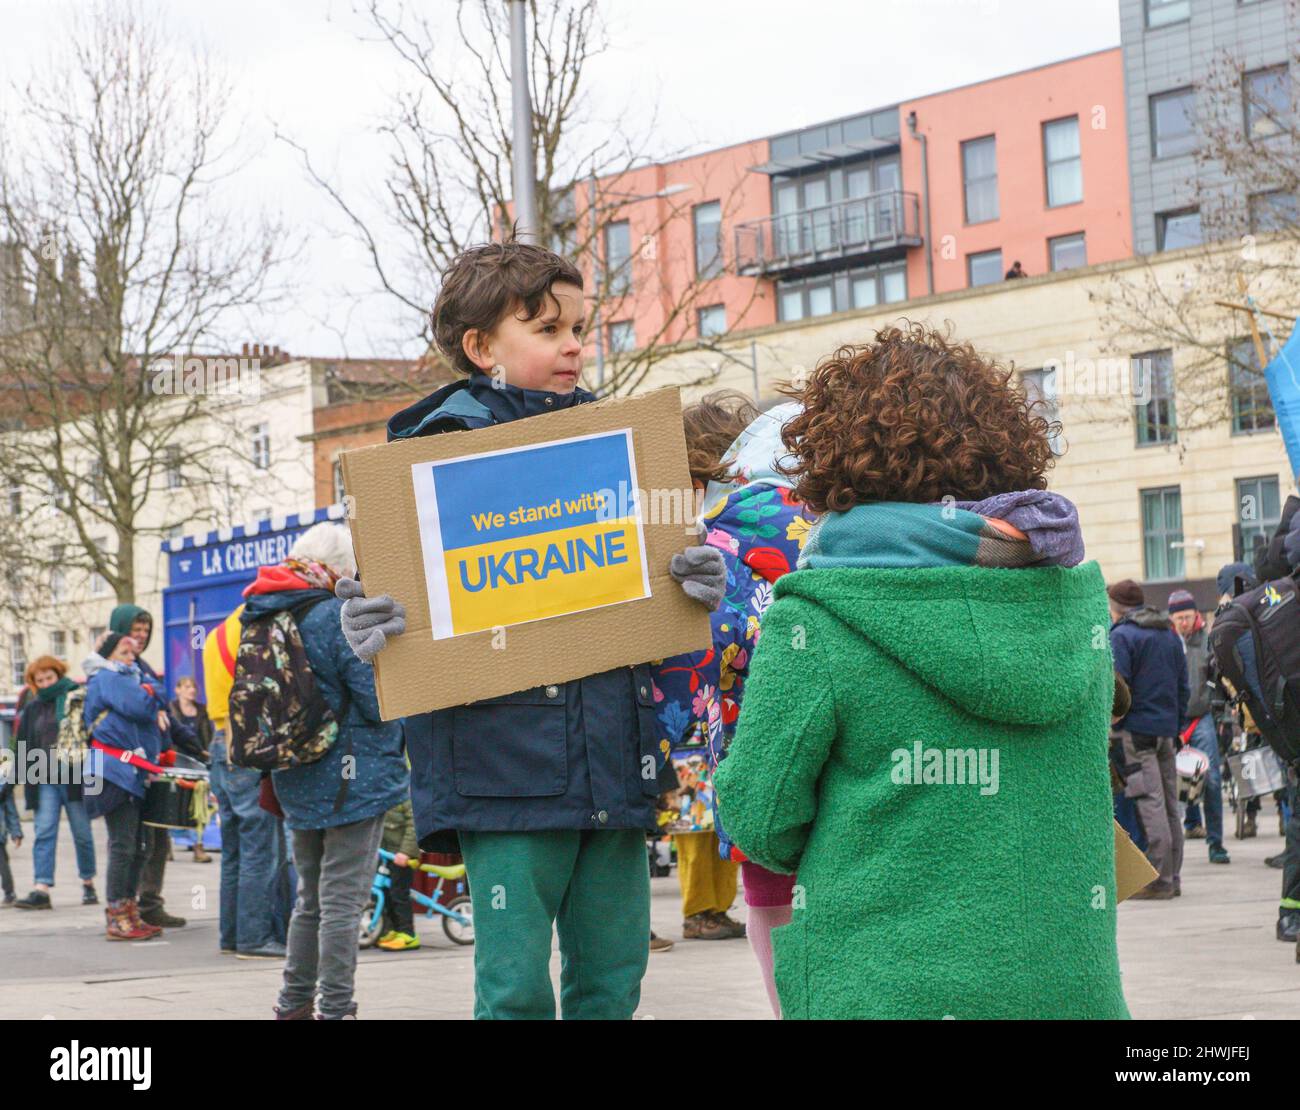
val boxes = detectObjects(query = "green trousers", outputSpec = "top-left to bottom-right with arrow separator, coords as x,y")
458,828 -> 650,1020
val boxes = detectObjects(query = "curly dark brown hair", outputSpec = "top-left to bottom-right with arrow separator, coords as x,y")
682,390 -> 761,486
778,322 -> 1058,514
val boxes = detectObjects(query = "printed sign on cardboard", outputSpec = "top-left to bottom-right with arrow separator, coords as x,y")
411,430 -> 650,639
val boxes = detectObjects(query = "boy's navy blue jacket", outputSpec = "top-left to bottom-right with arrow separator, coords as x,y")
1110,605 -> 1190,738
389,374 -> 674,852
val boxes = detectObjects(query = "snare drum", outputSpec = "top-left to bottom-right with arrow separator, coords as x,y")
1176,746 -> 1210,805
141,774 -> 199,829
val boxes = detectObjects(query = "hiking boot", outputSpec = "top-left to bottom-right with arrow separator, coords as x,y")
1208,843 -> 1231,864
1,892 -> 15,907
140,905 -> 187,929
275,1001 -> 314,1020
124,900 -> 163,938
192,844 -> 212,863
14,889 -> 51,910
81,883 -> 99,905
709,910 -> 747,939
682,912 -> 730,940
106,900 -> 158,941
649,931 -> 674,953
1126,885 -> 1177,901
377,930 -> 420,951
237,942 -> 287,960
1265,852 -> 1287,869
1184,825 -> 1206,840
1242,813 -> 1258,838
1277,911 -> 1300,942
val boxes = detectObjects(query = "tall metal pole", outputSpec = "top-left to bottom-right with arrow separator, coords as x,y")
508,1 -> 538,243
590,173 -> 605,390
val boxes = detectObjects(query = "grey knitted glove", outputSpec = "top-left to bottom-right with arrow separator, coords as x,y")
670,546 -> 726,612
336,577 -> 406,663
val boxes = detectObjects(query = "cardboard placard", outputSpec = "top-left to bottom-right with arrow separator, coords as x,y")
340,387 -> 712,720
1114,820 -> 1158,902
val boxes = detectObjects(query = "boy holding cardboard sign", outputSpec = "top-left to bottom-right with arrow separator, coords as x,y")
337,241 -> 725,1020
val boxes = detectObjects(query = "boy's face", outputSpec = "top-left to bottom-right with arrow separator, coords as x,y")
130,618 -> 151,652
463,282 -> 585,394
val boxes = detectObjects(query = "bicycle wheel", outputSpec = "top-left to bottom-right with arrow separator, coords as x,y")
442,895 -> 474,946
359,892 -> 385,948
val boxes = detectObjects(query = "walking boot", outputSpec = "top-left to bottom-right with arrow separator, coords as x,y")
140,903 -> 187,929
708,910 -> 748,938
1242,813 -> 1258,838
106,900 -> 158,941
82,882 -> 99,905
14,889 -> 52,910
274,1001 -> 315,1020
1208,843 -> 1231,864
191,843 -> 212,863
682,912 -> 730,939
1277,910 -> 1300,942
125,899 -> 163,938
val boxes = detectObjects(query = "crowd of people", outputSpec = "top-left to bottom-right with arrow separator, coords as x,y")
0,237 -> 1294,1020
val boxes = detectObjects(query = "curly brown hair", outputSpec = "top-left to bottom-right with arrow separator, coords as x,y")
778,322 -> 1058,514
682,391 -> 761,486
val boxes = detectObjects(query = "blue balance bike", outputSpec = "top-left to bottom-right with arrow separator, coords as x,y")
360,847 -> 474,947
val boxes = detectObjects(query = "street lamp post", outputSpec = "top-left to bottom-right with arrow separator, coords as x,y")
508,1 -> 538,243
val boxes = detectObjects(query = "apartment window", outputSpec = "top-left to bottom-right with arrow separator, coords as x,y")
88,460 -> 107,504
607,320 -> 635,354
332,458 -> 346,504
693,202 -> 723,280
89,625 -> 105,650
7,481 -> 19,516
50,544 -> 65,603
777,280 -> 835,321
604,220 -> 632,297
1151,88 -> 1196,158
1237,475 -> 1281,564
164,445 -> 183,489
1228,337 -> 1276,433
1156,208 -> 1201,250
250,422 -> 270,470
47,474 -> 68,511
10,633 -> 24,688
697,304 -> 725,339
49,630 -> 66,660
165,524 -> 184,541
967,249 -> 1003,288
1135,349 -> 1177,445
89,537 -> 108,598
778,287 -> 804,322
1244,66 -> 1290,140
1249,190 -> 1298,232
1049,233 -> 1087,271
1146,0 -> 1190,26
1022,368 -> 1064,454
1043,117 -> 1083,207
807,284 -> 833,318
961,136 -> 998,224
1142,486 -> 1185,580
850,264 -> 907,308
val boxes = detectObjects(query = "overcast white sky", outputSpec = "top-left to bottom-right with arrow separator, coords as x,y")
0,0 -> 1121,358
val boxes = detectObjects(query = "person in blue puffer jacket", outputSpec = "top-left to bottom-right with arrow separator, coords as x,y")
654,397 -> 813,1016
238,522 -> 408,1020
82,631 -> 171,940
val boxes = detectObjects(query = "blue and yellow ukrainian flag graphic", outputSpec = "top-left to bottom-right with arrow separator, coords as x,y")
411,430 -> 650,639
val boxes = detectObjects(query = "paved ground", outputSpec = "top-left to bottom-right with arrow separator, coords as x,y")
0,804 -> 1296,1019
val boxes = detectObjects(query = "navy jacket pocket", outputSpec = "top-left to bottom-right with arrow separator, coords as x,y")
451,685 -> 568,798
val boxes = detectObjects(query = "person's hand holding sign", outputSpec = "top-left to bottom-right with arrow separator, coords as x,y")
337,577 -> 407,663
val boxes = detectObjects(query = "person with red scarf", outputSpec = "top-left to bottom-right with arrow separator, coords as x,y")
1168,589 -> 1230,866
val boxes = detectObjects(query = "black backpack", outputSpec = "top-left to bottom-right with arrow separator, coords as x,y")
228,597 -> 351,779
1208,575 -> 1300,767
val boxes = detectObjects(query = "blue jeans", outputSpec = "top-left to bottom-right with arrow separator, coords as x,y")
1182,715 -> 1224,847
32,783 -> 96,888
209,738 -> 278,952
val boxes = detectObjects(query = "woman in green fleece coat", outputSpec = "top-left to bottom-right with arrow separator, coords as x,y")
713,324 -> 1130,1020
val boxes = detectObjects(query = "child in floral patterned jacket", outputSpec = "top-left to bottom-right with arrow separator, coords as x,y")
654,395 -> 812,1014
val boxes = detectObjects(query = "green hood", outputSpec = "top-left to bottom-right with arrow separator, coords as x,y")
109,603 -> 153,651
775,561 -> 1111,726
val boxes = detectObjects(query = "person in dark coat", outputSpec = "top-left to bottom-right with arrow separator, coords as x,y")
1254,495 -> 1300,581
12,656 -> 97,909
242,523 -> 408,1018
337,240 -> 725,1020
1109,579 -> 1189,899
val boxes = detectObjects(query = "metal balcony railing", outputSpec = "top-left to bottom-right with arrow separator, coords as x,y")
734,190 -> 922,276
